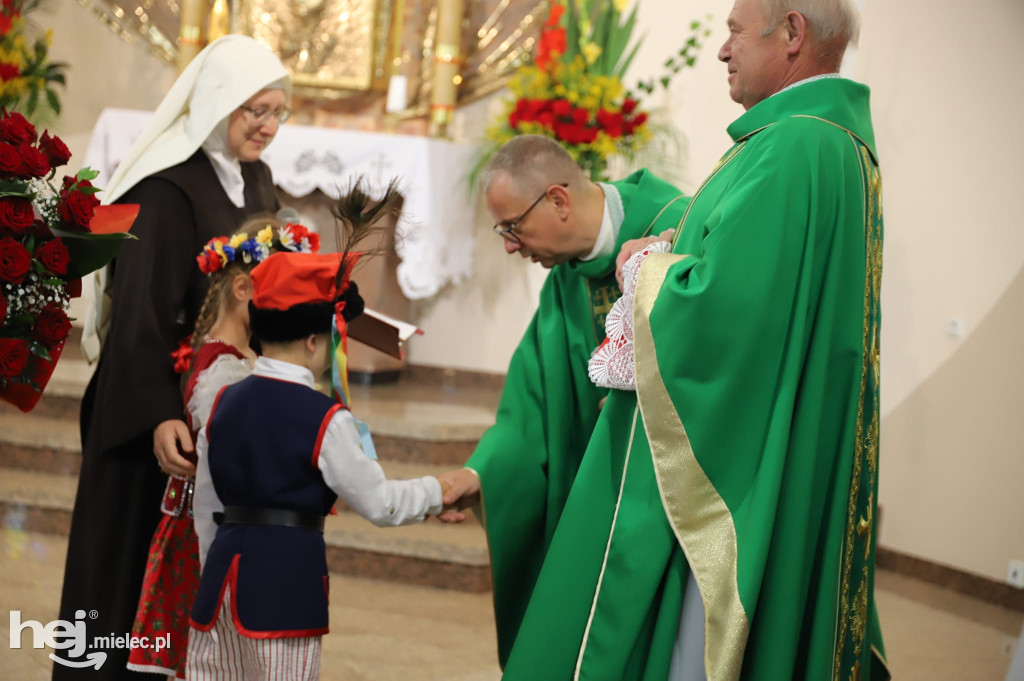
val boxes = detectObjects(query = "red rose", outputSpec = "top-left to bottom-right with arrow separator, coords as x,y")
18,144 -> 50,178
58,177 -> 100,231
632,112 -> 648,127
536,110 -> 555,129
0,62 -> 18,82
34,238 -> 69,275
0,111 -> 36,145
622,98 -> 639,115
0,142 -> 20,175
0,235 -> 30,283
0,196 -> 34,235
597,109 -> 624,138
572,108 -> 589,126
0,338 -> 30,378
579,127 -> 598,144
551,99 -> 572,117
0,291 -> 7,322
308,231 -> 321,253
33,303 -> 72,346
39,131 -> 71,170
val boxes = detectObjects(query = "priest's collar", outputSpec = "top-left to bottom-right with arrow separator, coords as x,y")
726,77 -> 877,161
579,182 -> 624,262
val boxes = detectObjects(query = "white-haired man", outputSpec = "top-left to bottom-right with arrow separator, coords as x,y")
450,0 -> 890,679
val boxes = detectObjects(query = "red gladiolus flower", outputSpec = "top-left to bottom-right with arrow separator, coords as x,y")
536,27 -> 567,71
545,2 -> 565,27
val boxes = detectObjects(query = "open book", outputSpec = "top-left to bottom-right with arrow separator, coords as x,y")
347,308 -> 423,359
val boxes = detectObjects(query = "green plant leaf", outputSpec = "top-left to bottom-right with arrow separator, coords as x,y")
589,4 -> 612,74
76,168 -> 100,181
29,341 -> 51,361
45,89 -> 60,115
619,38 -> 644,80
565,0 -> 582,63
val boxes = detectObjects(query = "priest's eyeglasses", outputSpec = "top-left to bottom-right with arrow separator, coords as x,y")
492,183 -> 569,244
239,105 -> 292,126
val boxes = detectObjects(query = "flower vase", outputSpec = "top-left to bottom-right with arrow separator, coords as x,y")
0,338 -> 66,412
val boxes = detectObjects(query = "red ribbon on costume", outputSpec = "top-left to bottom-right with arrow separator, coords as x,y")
171,335 -> 194,374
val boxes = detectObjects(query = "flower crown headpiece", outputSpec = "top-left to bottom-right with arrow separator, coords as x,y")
196,223 -> 321,275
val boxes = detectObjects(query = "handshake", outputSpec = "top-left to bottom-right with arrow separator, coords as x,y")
433,468 -> 481,524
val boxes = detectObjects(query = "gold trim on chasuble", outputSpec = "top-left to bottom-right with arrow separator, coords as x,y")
634,253 -> 749,681
830,132 -> 888,681
574,146 -> 750,681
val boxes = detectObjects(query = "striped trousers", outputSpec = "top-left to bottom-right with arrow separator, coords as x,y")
186,587 -> 322,680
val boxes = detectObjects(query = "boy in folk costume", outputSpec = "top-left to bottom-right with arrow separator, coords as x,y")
127,219 -> 316,678
187,251 -> 447,680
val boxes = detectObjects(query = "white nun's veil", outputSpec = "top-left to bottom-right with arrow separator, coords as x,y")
83,35 -> 291,362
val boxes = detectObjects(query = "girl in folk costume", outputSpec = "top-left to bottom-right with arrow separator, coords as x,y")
60,35 -> 292,681
127,219 -> 319,678
186,189 -> 458,681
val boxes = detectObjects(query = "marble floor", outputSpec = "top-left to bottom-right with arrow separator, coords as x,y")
0,528 -> 1020,680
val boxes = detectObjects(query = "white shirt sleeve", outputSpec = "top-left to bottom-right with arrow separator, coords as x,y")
192,426 -> 224,568
187,354 -> 253,433
317,409 -> 443,526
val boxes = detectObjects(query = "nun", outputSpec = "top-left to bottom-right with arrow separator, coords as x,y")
56,35 -> 291,681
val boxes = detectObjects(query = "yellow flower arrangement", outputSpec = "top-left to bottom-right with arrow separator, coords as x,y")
476,1 -> 709,183
0,2 -> 65,119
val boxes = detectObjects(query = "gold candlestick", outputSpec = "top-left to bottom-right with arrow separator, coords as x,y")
177,0 -> 208,72
429,0 -> 465,138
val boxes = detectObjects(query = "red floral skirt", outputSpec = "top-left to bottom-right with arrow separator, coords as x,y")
127,477 -> 200,678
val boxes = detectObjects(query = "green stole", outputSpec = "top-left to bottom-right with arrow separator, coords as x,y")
501,79 -> 890,681
466,169 -> 689,667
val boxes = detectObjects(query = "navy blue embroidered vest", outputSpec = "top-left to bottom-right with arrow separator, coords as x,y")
190,375 -> 340,637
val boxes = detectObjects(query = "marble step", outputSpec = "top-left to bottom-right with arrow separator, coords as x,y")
0,467 -> 491,592
0,368 -> 498,467
0,412 -> 478,525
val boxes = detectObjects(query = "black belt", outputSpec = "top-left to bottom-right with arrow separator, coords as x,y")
213,507 -> 325,533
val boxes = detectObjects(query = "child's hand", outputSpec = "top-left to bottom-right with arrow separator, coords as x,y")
435,469 -> 480,523
153,419 -> 196,477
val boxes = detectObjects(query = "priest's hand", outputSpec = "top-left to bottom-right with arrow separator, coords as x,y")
153,419 -> 196,477
436,468 -> 481,523
615,228 -> 676,288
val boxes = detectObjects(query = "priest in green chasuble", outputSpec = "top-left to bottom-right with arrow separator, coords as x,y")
438,135 -> 689,666
445,0 -> 890,679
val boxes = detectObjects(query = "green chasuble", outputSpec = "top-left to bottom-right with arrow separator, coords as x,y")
466,169 -> 689,666
501,78 -> 890,681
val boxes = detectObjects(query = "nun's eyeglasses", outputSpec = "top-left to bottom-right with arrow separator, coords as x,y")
238,105 -> 292,126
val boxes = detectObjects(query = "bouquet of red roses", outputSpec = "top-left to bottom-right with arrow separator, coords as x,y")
0,109 -> 136,412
